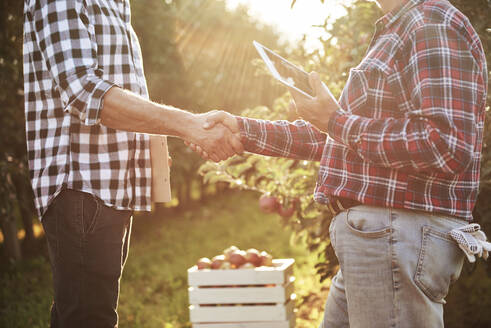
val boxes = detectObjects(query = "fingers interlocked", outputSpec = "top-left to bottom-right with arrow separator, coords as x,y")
186,110 -> 243,162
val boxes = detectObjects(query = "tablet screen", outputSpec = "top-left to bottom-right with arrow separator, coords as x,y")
256,42 -> 314,98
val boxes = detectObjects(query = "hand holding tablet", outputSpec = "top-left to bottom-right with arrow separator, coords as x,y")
253,40 -> 336,101
254,41 -> 340,132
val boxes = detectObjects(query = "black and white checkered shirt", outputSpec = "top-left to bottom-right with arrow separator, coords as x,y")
23,0 -> 152,219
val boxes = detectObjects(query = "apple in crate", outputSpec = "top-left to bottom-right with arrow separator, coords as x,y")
220,261 -> 232,270
260,251 -> 273,267
211,255 -> 226,269
223,245 -> 239,261
240,262 -> 255,269
245,248 -> 262,267
196,257 -> 212,270
229,250 -> 247,267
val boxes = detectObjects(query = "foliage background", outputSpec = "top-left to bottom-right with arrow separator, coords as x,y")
0,0 -> 490,326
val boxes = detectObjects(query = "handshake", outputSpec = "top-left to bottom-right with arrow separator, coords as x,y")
184,110 -> 243,162
180,71 -> 337,162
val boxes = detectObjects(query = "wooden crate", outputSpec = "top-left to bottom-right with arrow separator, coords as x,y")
188,259 -> 296,328
192,321 -> 295,328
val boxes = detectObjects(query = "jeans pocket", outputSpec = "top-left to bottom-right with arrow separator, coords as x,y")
345,207 -> 392,238
81,192 -> 101,234
414,225 -> 464,304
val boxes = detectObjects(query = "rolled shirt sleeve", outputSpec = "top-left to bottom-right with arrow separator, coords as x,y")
237,117 -> 327,162
327,24 -> 483,175
30,0 -> 115,125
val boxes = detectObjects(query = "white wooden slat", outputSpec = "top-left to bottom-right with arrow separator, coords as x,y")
192,316 -> 295,328
188,259 -> 294,287
189,281 -> 295,304
189,300 -> 294,323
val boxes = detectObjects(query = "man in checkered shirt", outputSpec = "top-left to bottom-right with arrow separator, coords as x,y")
23,0 -> 243,326
195,0 -> 488,326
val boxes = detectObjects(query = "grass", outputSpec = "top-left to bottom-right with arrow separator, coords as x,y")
0,191 -> 329,328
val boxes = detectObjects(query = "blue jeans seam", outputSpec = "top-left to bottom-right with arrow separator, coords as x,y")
389,208 -> 399,328
331,274 -> 348,318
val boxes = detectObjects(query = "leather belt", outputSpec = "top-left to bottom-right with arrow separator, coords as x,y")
326,196 -> 362,217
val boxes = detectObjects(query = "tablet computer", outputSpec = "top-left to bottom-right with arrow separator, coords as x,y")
253,40 -> 315,99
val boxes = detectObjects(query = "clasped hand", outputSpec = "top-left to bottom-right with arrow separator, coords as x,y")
184,111 -> 243,162
186,72 -> 340,162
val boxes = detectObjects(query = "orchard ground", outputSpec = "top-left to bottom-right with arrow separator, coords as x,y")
0,191 -> 328,328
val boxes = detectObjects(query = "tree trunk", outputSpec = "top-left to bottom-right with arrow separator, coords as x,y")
20,204 -> 34,245
184,178 -> 192,205
217,181 -> 227,195
199,178 -> 206,202
0,215 -> 22,262
178,179 -> 190,208
12,171 -> 35,245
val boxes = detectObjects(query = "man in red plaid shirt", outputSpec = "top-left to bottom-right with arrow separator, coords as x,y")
191,0 -> 488,326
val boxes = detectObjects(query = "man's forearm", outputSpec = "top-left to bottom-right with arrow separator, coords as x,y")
100,87 -> 244,162
100,87 -> 194,138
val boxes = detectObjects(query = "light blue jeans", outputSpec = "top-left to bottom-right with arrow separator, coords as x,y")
320,205 -> 466,328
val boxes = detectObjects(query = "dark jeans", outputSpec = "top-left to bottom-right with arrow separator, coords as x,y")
42,189 -> 133,328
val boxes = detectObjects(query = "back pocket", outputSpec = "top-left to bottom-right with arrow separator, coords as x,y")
414,225 -> 464,304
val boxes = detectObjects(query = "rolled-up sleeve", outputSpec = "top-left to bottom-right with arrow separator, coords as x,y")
30,0 -> 115,125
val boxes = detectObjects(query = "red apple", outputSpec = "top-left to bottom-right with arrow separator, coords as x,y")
259,194 -> 279,213
223,245 -> 239,261
220,261 -> 232,270
260,251 -> 273,267
240,262 -> 255,269
229,250 -> 247,267
245,248 -> 262,267
211,255 -> 225,269
196,257 -> 212,270
278,205 -> 295,218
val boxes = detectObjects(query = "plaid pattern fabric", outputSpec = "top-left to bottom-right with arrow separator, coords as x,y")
238,0 -> 487,221
23,0 -> 152,219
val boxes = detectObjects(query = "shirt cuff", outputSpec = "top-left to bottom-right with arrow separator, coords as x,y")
59,72 -> 116,126
83,79 -> 115,126
327,110 -> 367,150
236,116 -> 261,153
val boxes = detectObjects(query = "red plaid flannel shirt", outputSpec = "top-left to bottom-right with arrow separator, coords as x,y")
237,0 -> 487,221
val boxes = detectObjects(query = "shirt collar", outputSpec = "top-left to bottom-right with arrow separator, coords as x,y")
375,0 -> 424,30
